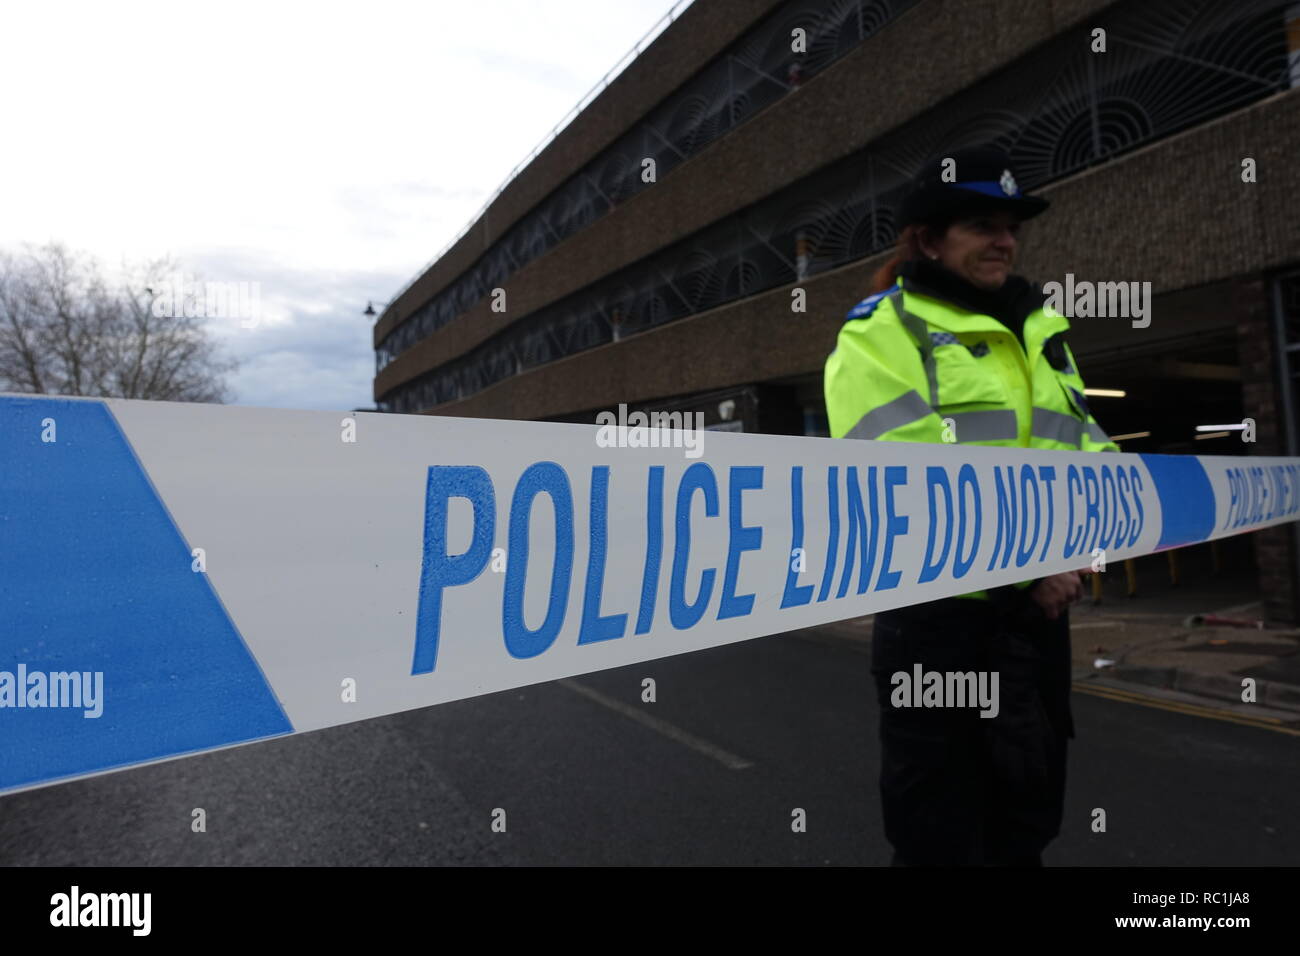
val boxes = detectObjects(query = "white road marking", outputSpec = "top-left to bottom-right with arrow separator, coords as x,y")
558,679 -> 754,770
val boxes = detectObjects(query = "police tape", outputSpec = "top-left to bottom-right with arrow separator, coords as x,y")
2,393 -> 1298,794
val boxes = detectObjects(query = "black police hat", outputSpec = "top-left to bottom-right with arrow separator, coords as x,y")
898,146 -> 1049,228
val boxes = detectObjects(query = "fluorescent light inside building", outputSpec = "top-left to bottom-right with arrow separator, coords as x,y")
1196,423 -> 1247,431
1110,431 -> 1151,442
1195,431 -> 1232,440
1084,388 -> 1126,398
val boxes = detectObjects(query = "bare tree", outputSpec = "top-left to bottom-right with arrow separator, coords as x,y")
0,243 -> 238,402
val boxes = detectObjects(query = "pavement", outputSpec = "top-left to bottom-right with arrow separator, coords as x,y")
1068,600 -> 1300,714
803,545 -> 1300,718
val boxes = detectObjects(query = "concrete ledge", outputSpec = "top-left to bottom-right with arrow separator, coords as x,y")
1173,669 -> 1242,702
1111,665 -> 1178,689
1112,665 -> 1300,715
1262,680 -> 1300,712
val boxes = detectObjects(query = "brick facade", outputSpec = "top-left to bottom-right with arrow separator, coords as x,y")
1236,275 -> 1300,623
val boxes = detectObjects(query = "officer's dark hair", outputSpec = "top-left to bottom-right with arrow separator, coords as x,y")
869,218 -> 953,293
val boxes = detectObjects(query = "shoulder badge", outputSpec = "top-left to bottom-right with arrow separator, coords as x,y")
844,290 -> 893,322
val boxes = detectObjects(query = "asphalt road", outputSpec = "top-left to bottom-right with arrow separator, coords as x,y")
2,628 -> 1297,866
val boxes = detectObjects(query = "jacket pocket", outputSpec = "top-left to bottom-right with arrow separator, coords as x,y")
1055,379 -> 1089,420
932,344 -> 1007,409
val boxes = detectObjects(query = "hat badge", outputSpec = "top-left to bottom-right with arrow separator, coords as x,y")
999,169 -> 1017,196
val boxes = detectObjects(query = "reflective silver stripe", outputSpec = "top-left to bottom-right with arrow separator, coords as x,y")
845,390 -> 934,440
948,409 -> 1018,442
889,288 -> 940,407
1031,407 -> 1085,446
1087,420 -> 1111,444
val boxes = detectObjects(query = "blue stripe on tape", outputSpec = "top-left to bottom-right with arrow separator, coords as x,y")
1139,453 -> 1216,550
0,397 -> 292,792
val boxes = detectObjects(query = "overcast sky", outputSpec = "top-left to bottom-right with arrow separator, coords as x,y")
0,0 -> 688,410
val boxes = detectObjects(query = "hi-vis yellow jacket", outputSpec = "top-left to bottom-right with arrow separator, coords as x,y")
824,275 -> 1117,601
825,277 -> 1118,453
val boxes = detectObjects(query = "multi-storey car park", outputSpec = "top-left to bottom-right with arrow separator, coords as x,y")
373,0 -> 1300,622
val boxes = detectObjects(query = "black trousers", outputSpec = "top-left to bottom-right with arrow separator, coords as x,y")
871,594 -> 1073,866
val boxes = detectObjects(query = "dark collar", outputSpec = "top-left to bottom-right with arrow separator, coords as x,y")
898,259 -> 1044,332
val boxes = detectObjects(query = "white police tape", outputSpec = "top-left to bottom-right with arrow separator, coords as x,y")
2,393 -> 1298,795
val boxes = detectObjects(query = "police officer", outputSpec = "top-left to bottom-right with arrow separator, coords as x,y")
824,146 -> 1118,866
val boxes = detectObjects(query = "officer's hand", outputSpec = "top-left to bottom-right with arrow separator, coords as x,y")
1029,571 -> 1086,620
